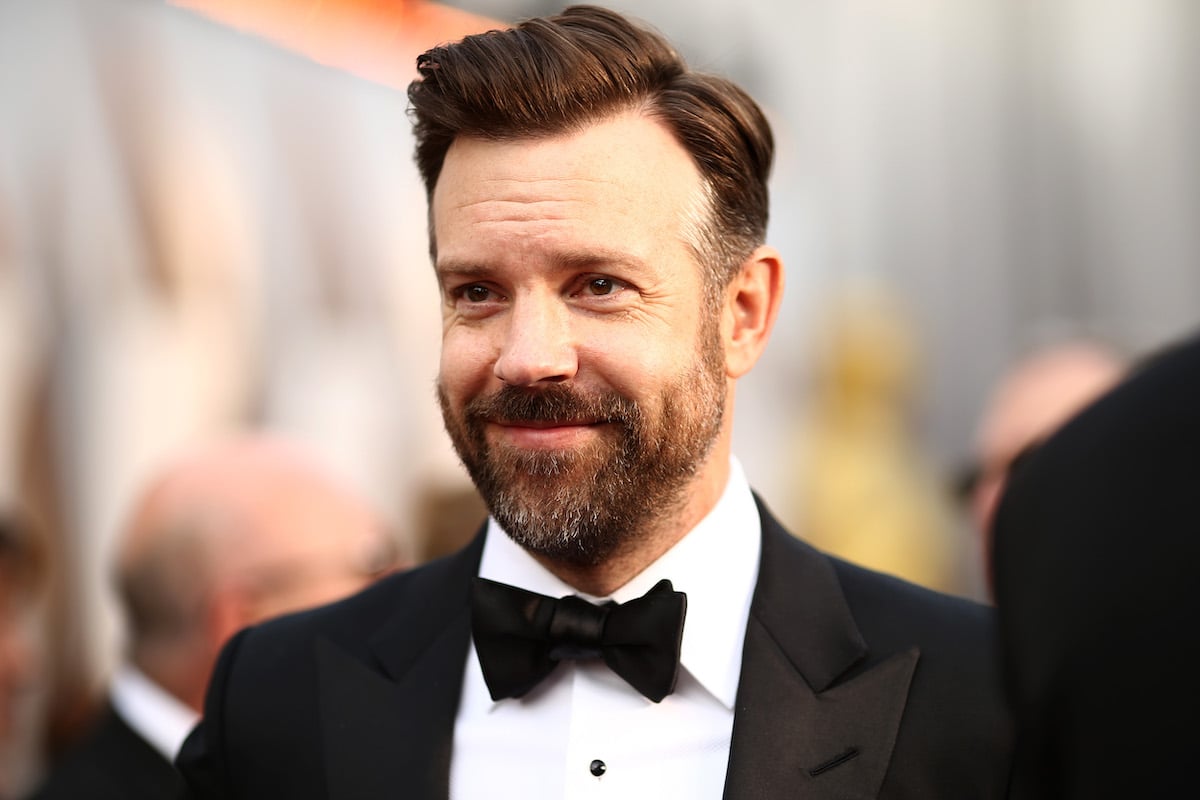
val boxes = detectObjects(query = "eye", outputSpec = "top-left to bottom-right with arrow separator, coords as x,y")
568,274 -> 635,309
445,281 -> 506,317
462,284 -> 492,303
585,277 -> 617,296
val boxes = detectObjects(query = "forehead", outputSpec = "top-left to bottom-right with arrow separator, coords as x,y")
431,111 -> 705,263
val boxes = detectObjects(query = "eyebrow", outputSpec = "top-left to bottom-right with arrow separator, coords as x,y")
436,248 -> 650,279
434,261 -> 490,280
557,249 -> 648,274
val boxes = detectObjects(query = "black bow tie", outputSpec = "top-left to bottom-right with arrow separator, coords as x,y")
469,577 -> 687,703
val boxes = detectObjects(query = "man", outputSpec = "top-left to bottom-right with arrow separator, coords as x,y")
993,332 -> 1200,798
30,436 -> 395,799
178,7 -> 1014,798
963,339 -> 1126,598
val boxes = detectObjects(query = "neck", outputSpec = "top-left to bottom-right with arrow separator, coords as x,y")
130,640 -> 211,714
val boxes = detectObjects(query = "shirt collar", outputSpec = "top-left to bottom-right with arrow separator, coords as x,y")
478,457 -> 761,709
110,663 -> 200,761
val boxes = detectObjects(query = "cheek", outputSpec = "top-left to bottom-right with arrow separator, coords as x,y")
580,329 -> 692,399
439,328 -> 496,398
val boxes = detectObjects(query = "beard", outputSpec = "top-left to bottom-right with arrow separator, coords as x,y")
438,327 -> 726,567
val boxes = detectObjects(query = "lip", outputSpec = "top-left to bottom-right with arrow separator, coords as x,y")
488,419 -> 606,449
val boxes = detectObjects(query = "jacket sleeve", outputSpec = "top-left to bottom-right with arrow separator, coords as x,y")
175,627 -> 252,799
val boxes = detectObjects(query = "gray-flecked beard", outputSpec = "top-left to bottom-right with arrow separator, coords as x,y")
438,353 -> 725,567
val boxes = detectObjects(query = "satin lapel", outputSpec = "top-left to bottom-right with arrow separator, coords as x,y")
724,500 -> 918,800
317,527 -> 485,800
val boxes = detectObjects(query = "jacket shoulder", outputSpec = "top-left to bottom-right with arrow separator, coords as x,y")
831,555 -> 997,650
30,707 -> 182,800
177,535 -> 483,798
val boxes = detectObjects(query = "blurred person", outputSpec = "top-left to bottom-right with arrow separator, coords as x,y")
29,435 -> 396,800
171,0 -> 504,88
992,332 -> 1200,798
0,511 -> 46,799
962,339 -> 1126,598
0,0 -> 493,752
177,8 -> 1014,798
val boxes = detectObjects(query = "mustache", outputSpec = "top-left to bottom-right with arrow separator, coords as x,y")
464,384 -> 640,426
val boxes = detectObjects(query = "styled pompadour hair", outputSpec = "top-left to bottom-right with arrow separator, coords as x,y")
407,4 -> 774,289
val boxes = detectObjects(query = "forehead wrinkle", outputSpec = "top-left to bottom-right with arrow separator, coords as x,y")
451,176 -> 619,206
453,198 -> 587,220
475,176 -> 613,186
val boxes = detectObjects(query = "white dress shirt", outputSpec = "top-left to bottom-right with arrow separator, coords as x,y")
450,458 -> 762,800
109,663 -> 200,762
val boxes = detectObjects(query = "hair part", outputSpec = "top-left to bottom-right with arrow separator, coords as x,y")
407,4 -> 774,292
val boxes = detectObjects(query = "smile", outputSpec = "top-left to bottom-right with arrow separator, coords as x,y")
487,419 -> 609,450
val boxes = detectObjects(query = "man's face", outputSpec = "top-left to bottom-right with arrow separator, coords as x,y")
433,111 -> 730,566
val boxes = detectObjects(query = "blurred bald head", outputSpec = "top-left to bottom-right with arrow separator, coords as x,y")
970,340 -> 1126,594
115,435 -> 396,710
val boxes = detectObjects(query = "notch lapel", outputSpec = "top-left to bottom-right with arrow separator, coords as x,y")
317,528 -> 486,800
724,502 -> 918,800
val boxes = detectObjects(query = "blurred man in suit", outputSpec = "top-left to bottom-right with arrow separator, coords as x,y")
30,435 -> 396,799
994,332 -> 1200,798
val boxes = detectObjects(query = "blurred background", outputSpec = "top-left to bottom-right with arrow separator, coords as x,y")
1,0 -> 1197,793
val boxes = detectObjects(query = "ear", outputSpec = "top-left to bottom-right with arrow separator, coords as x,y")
723,245 -> 784,378
205,582 -> 255,656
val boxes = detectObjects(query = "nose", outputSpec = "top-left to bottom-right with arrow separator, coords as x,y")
493,296 -> 578,386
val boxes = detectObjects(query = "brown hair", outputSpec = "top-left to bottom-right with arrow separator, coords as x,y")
407,4 -> 774,290
0,509 -> 47,600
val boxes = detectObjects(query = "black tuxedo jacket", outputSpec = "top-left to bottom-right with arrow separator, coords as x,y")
994,333 -> 1200,798
178,498 -> 1013,799
29,703 -> 185,800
